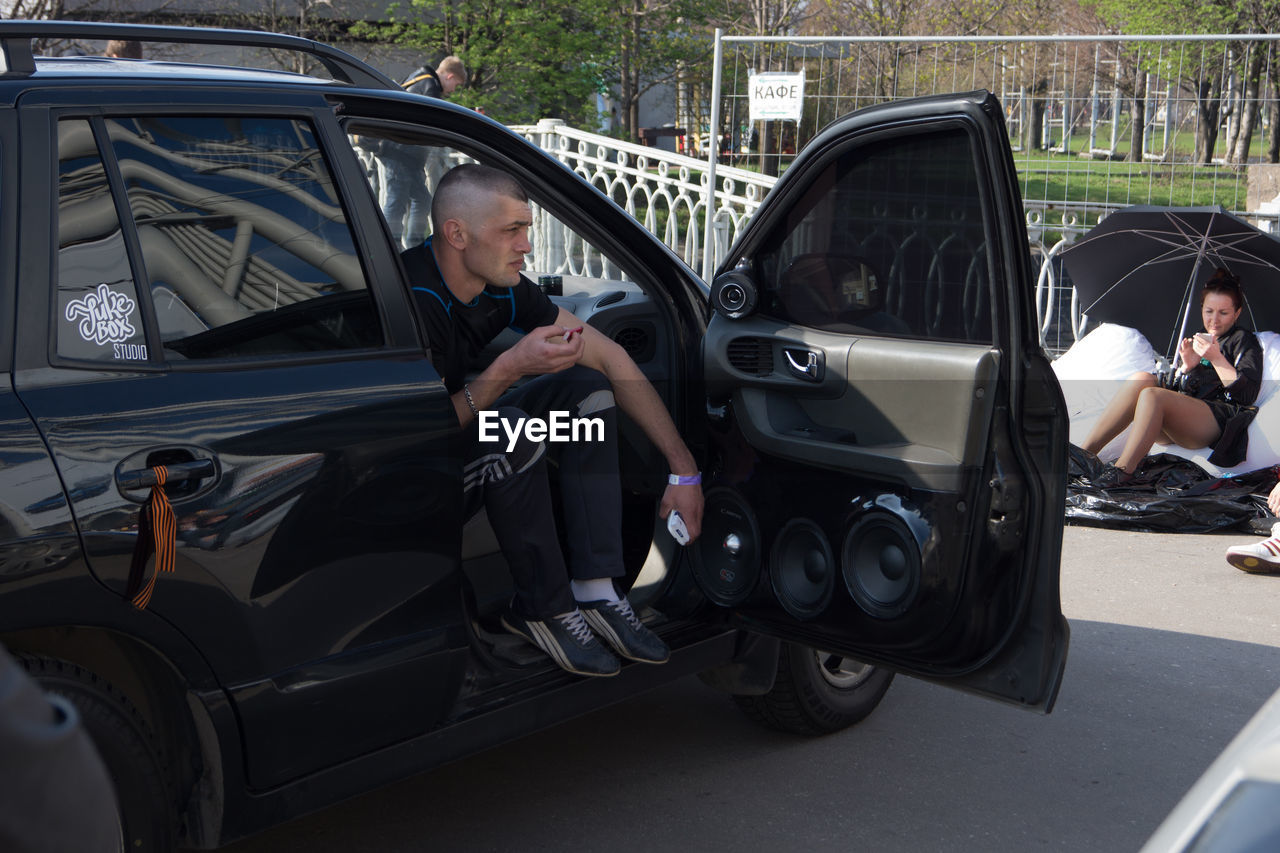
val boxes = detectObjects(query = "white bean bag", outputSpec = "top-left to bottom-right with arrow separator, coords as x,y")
1052,323 -> 1280,477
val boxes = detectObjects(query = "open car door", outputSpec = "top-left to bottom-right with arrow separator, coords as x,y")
698,92 -> 1069,711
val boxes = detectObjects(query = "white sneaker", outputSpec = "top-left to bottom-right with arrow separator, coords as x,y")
1226,522 -> 1280,574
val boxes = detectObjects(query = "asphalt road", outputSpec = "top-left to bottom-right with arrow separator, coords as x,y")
215,525 -> 1280,853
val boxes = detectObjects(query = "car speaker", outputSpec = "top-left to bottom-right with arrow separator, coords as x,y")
768,519 -> 834,619
710,269 -> 758,320
841,511 -> 921,619
689,487 -> 761,606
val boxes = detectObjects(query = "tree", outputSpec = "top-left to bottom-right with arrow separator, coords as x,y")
1083,0 -> 1239,164
356,0 -> 614,125
605,0 -> 720,139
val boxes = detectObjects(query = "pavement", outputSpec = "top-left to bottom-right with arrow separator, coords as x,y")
217,522 -> 1280,853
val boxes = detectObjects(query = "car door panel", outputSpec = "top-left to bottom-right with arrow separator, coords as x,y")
698,92 -> 1068,711
13,96 -> 470,789
706,320 -> 997,491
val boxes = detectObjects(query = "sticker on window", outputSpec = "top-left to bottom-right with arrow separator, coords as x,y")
65,283 -> 145,359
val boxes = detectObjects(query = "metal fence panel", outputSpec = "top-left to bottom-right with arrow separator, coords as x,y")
703,32 -> 1280,354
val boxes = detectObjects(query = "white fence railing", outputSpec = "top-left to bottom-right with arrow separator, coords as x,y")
510,119 -> 776,279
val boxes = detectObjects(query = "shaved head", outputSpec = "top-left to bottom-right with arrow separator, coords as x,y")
432,164 -> 529,230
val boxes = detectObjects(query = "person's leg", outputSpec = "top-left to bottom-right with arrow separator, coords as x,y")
403,182 -> 433,250
498,367 -> 669,663
1081,371 -> 1157,456
379,157 -> 409,245
1226,521 -> 1280,573
1113,388 -> 1220,473
464,406 -> 618,676
498,367 -> 625,585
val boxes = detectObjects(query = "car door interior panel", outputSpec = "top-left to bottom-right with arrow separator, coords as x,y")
706,318 -> 997,491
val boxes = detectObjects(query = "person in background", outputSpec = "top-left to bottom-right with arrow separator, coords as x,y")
104,39 -> 143,59
1226,480 -> 1280,574
1081,268 -> 1263,487
381,56 -> 467,248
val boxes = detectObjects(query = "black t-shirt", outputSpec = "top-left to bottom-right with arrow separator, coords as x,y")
402,239 -> 560,393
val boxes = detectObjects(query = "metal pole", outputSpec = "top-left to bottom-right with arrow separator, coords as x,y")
702,28 -> 724,282
1089,46 -> 1099,151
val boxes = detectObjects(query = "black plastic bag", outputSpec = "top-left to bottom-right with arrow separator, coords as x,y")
1066,445 -> 1278,533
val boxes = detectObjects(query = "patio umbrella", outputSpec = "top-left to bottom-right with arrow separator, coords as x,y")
1060,205 -> 1280,360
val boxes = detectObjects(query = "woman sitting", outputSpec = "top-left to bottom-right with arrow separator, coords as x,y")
1082,268 -> 1263,486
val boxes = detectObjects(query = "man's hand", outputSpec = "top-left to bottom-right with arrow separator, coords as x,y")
661,483 -> 704,543
1268,481 -> 1280,516
501,324 -> 585,378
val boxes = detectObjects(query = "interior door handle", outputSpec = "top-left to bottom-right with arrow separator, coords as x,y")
117,458 -> 216,490
784,348 -> 824,382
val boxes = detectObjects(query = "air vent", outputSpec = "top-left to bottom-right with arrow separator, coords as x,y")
596,290 -> 626,308
727,338 -> 773,375
613,326 -> 652,361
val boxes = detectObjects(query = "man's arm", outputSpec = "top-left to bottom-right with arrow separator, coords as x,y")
562,308 -> 704,540
449,323 -> 584,427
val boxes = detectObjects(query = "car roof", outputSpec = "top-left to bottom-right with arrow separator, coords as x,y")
0,20 -> 399,90
30,55 -> 338,87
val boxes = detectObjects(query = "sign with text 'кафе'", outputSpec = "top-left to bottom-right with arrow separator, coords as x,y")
749,71 -> 804,121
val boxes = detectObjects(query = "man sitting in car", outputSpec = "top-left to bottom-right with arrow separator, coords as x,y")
400,163 -> 704,677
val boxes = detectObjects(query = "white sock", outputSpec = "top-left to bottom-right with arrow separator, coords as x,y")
571,578 -> 620,603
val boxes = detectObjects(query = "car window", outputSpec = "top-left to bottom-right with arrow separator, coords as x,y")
55,115 -> 384,365
346,128 -> 633,283
754,126 -> 993,344
55,118 -> 149,364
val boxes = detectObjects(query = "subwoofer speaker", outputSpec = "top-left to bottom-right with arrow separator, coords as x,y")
768,519 -> 834,619
689,487 -> 761,606
841,512 -> 921,619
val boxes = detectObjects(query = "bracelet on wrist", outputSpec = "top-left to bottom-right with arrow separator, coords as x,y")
668,472 -> 701,486
463,384 -> 478,416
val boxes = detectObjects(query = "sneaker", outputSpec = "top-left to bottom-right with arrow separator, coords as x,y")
1093,463 -> 1133,489
1226,522 -> 1280,574
581,598 -> 670,664
500,608 -> 620,677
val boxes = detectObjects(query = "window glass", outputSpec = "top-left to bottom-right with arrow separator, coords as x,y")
108,115 -> 382,361
346,129 -> 630,281
345,127 -> 650,369
56,118 -> 148,363
756,127 -> 993,344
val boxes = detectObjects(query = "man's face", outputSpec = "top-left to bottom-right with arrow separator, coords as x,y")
441,73 -> 462,96
460,192 -> 532,288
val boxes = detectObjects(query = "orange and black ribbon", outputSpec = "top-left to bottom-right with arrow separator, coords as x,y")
125,466 -> 176,610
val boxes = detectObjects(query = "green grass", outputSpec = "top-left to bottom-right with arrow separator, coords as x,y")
1017,151 -> 1247,209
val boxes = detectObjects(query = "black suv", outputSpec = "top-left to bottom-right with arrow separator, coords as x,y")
0,21 -> 1069,851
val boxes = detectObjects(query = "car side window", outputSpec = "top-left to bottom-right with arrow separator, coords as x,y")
55,119 -> 149,364
345,128 -> 631,282
755,127 -> 993,344
98,115 -> 382,362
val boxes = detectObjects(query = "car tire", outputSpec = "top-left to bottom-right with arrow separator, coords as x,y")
734,642 -> 894,735
20,655 -> 175,852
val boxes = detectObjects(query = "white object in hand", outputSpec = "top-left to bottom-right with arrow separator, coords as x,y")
667,510 -> 690,545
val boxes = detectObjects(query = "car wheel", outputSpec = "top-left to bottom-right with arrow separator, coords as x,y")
21,655 -> 175,851
734,642 -> 894,735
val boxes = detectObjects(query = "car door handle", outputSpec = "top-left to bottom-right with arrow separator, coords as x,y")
784,348 -> 823,382
117,458 -> 216,490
